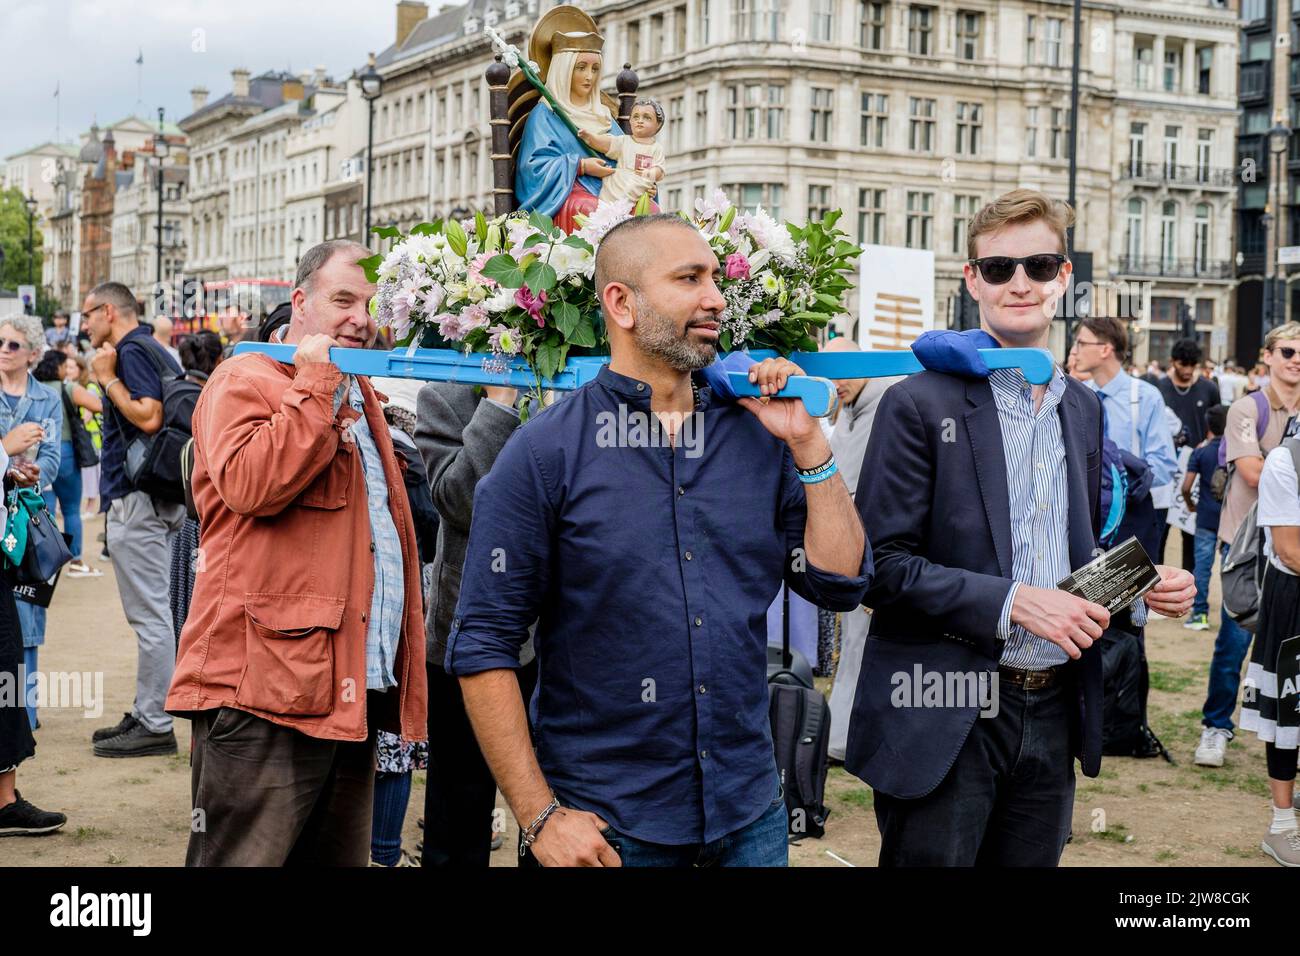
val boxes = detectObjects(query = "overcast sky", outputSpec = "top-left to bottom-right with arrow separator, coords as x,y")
3,0 -> 400,161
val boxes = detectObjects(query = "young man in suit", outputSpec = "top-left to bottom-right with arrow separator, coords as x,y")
846,189 -> 1195,866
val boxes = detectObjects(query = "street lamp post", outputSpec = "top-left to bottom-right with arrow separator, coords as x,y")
359,54 -> 383,244
24,194 -> 37,289
154,107 -> 170,289
1266,123 -> 1291,341
294,234 -> 304,274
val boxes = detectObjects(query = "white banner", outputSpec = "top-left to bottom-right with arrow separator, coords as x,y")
1166,446 -> 1198,537
857,245 -> 935,350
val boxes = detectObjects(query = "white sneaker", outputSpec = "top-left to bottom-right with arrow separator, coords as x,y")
1194,727 -> 1231,767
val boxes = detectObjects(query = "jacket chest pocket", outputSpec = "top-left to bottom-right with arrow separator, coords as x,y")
234,593 -> 345,717
301,442 -> 356,510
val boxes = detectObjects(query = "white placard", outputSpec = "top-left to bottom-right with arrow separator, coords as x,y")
1166,445 -> 1198,537
858,245 -> 935,350
1279,245 -> 1300,266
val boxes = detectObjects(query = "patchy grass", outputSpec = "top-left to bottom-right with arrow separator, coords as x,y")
838,788 -> 873,809
1155,849 -> 1179,862
72,826 -> 106,844
1091,822 -> 1134,844
1149,664 -> 1202,695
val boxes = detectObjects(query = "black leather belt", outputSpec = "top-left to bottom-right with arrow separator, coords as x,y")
998,663 -> 1065,691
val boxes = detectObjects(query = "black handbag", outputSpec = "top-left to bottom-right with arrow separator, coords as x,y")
62,385 -> 99,468
2,487 -> 74,585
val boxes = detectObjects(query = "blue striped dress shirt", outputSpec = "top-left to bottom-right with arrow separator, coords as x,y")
990,368 -> 1073,669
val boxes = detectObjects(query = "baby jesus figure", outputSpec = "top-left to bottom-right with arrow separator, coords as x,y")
577,98 -> 666,205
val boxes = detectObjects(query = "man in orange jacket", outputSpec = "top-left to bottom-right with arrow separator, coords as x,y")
167,240 -> 427,866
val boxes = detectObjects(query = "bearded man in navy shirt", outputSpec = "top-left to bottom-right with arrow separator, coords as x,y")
446,214 -> 871,867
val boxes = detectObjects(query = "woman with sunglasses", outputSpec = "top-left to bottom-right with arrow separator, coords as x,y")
0,408 -> 67,836
0,314 -> 64,733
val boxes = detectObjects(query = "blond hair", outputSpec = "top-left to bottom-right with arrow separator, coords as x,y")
1264,321 -> 1300,350
966,188 -> 1075,260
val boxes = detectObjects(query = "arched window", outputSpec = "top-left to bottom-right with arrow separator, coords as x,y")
1194,202 -> 1211,272
1125,198 -> 1144,264
1159,200 -> 1177,270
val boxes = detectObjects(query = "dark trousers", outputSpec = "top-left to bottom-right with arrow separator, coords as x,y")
185,703 -> 378,867
1157,520 -> 1195,571
422,658 -> 537,868
873,679 -> 1076,867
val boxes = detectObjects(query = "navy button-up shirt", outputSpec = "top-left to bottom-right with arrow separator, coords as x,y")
446,366 -> 872,845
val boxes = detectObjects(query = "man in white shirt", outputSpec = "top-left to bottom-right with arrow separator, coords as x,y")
1242,432 -> 1300,865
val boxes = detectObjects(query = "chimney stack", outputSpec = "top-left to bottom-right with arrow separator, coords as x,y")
314,65 -> 328,87
396,1 -> 429,47
231,68 -> 250,98
190,87 -> 209,112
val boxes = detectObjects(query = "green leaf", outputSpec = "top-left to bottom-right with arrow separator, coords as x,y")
528,211 -> 555,235
822,209 -> 842,231
634,192 -> 653,217
371,225 -> 401,240
445,218 -> 469,259
535,339 -> 562,381
569,316 -> 597,348
481,253 -> 525,288
356,254 -> 383,284
524,261 -> 558,295
816,292 -> 841,308
409,222 -> 439,236
719,330 -> 733,352
560,235 -> 593,252
521,233 -> 548,249
554,301 -> 580,338
718,205 -> 737,232
475,211 -> 488,244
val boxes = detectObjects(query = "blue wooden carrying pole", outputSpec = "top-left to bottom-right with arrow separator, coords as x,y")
232,342 -> 1055,419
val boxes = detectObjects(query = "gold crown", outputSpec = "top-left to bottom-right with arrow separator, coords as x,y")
551,30 -> 604,55
528,4 -> 604,83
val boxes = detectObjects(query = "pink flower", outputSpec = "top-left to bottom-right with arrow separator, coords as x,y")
436,312 -> 470,341
468,252 -> 495,287
515,286 -> 548,327
725,252 -> 751,280
460,304 -> 489,331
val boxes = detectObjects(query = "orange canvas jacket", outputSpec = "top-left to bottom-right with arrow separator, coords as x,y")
166,354 -> 427,742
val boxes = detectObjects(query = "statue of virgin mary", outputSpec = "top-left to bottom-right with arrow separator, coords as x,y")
512,6 -> 623,233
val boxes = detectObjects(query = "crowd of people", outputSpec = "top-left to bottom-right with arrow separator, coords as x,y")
1,186 -> 1297,868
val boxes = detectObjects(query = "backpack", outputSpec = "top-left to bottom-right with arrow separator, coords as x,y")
60,384 -> 99,468
1211,390 -> 1270,501
768,584 -> 832,839
1221,437 -> 1300,632
121,341 -> 197,505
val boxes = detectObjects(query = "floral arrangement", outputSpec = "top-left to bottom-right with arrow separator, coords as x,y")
361,192 -> 859,413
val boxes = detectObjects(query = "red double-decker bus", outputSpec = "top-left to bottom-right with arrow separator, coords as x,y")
171,278 -> 292,342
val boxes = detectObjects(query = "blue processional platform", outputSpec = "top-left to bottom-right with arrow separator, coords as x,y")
232,342 -> 1056,418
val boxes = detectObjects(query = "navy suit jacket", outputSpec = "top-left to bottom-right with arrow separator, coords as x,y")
846,369 -> 1121,799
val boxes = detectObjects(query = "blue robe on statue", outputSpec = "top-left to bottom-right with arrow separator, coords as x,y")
514,104 -> 621,217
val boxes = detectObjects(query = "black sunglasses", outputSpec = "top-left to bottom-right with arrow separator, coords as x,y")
0,339 -> 26,353
1276,346 -> 1298,360
968,253 -> 1067,285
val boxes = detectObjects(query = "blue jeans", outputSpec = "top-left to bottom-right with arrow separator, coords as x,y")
1192,527 -> 1218,617
23,646 -> 37,730
46,439 -> 83,558
1202,541 -> 1254,731
597,790 -> 789,867
370,771 -> 413,866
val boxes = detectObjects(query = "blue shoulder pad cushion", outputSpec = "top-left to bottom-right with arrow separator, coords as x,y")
697,351 -> 758,402
910,328 -> 1001,379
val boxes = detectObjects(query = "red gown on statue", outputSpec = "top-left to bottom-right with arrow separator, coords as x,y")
554,182 -> 661,234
